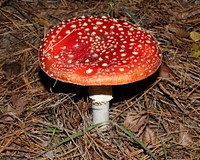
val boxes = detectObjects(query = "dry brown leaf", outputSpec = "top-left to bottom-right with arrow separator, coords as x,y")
114,2 -> 120,17
2,61 -> 22,78
124,111 -> 146,133
8,95 -> 28,116
178,124 -> 193,147
166,24 -> 189,38
159,62 -> 177,80
142,126 -> 157,146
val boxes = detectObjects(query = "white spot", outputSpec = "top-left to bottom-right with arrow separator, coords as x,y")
61,46 -> 66,50
91,32 -> 96,36
138,44 -> 142,48
146,40 -> 151,43
123,41 -> 127,44
140,73 -> 143,76
66,30 -> 71,34
130,39 -> 135,42
83,22 -> 88,26
67,60 -> 72,63
86,68 -> 93,74
85,59 -> 90,63
82,36 -> 88,39
123,22 -> 128,25
68,55 -> 74,58
96,21 -> 103,25
102,63 -> 108,67
71,24 -> 76,28
120,49 -> 124,52
54,55 -> 59,58
102,26 -> 107,29
122,60 -> 127,63
128,31 -> 132,35
73,43 -> 79,48
121,53 -> 126,57
119,68 -> 124,72
130,43 -> 134,46
85,28 -> 90,31
93,26 -> 98,30
92,53 -> 98,58
78,32 -> 82,35
110,26 -> 115,29
118,28 -> 123,31
132,52 -> 138,55
99,57 -> 103,61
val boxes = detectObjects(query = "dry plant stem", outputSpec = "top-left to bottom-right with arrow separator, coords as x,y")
88,86 -> 113,125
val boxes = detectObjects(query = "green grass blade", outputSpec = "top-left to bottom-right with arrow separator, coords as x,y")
54,123 -> 101,149
115,123 -> 158,160
160,138 -> 168,160
37,123 -> 101,157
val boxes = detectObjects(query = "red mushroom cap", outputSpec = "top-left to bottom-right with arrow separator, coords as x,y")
39,16 -> 162,85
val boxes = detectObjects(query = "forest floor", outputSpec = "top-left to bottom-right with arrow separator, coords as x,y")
0,0 -> 200,159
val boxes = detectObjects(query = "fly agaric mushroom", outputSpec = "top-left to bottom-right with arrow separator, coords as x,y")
39,16 -> 162,126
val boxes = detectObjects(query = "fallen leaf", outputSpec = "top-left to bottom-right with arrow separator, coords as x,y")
142,126 -> 157,146
190,43 -> 200,56
166,24 -> 189,38
190,31 -> 200,41
2,61 -> 22,78
178,124 -> 193,147
33,17 -> 49,27
159,62 -> 177,80
8,95 -> 28,116
124,111 -> 146,133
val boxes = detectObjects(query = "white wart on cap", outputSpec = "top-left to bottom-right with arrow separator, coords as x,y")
39,16 -> 162,85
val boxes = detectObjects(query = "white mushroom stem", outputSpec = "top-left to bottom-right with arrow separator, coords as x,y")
88,86 -> 113,125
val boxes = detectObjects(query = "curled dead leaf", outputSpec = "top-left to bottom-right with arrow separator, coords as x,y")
159,62 -> 177,80
124,111 -> 146,133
